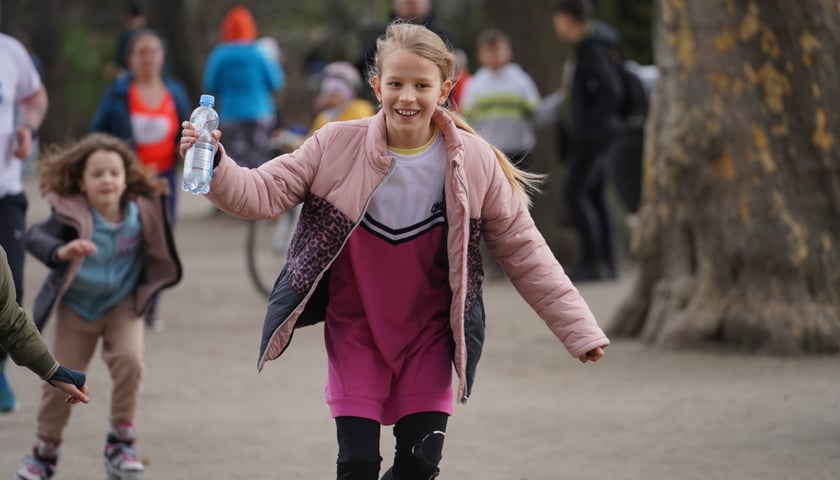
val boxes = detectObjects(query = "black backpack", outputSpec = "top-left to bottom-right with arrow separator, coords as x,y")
601,42 -> 651,214
603,42 -> 649,122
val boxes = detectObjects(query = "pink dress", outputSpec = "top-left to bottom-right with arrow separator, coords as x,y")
324,132 -> 454,425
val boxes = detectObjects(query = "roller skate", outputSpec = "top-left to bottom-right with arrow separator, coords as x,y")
103,423 -> 145,480
14,438 -> 60,480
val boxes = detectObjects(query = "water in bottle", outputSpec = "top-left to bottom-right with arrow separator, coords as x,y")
182,94 -> 220,194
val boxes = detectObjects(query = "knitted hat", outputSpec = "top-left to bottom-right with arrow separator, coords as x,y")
221,6 -> 257,42
319,62 -> 362,99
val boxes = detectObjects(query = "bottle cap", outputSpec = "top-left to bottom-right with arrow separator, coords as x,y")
199,94 -> 215,106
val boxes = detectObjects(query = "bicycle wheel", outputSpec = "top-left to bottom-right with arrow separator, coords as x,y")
245,212 -> 297,298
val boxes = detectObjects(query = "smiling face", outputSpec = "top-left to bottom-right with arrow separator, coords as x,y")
79,149 -> 127,218
372,48 -> 452,149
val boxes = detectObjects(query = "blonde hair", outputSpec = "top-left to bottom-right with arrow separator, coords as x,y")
371,22 -> 543,206
39,133 -> 166,204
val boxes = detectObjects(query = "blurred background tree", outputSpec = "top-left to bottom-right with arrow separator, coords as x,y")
597,0 -> 654,64
610,0 -> 840,354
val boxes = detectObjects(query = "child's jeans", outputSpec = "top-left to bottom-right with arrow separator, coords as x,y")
36,296 -> 144,441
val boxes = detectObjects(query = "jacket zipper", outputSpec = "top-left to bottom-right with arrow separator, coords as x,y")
320,158 -> 396,280
268,157 -> 398,360
453,163 -> 468,196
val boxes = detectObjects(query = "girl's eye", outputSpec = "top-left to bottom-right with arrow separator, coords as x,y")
388,82 -> 401,87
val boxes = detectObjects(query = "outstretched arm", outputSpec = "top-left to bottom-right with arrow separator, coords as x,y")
0,247 -> 89,403
180,120 -> 316,220
479,147 -> 610,360
0,246 -> 57,378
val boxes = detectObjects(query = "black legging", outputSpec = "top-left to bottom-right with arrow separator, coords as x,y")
563,150 -> 616,274
336,412 -> 448,480
0,193 -> 28,363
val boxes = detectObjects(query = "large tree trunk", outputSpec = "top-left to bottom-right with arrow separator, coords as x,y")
610,0 -> 840,353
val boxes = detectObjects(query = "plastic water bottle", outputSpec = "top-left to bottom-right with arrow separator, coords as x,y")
181,94 -> 219,194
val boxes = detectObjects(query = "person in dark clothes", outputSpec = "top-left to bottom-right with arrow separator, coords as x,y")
553,0 -> 626,281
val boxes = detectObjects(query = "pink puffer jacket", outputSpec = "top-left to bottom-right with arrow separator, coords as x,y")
206,108 -> 608,403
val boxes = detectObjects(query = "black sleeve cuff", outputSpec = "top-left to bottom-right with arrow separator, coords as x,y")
213,145 -> 222,169
48,365 -> 86,389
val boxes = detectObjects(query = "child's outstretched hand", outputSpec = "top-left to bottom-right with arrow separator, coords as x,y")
179,121 -> 222,160
578,346 -> 605,363
56,239 -> 97,261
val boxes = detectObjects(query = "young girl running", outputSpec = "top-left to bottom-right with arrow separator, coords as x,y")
181,22 -> 608,480
15,133 -> 181,480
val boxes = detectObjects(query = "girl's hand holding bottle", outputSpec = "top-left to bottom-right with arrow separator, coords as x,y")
179,121 -> 222,160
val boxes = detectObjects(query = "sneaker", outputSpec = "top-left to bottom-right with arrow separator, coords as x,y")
0,364 -> 17,412
14,438 -> 60,480
104,423 -> 145,480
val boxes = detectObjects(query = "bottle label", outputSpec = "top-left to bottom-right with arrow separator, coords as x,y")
189,142 -> 215,174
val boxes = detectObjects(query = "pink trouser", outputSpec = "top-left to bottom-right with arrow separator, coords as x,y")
37,295 -> 144,441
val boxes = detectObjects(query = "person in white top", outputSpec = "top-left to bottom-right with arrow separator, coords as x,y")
0,31 -> 49,413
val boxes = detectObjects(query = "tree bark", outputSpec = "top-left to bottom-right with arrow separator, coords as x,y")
610,0 -> 840,353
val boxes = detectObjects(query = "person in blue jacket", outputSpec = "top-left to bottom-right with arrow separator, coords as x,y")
203,5 -> 285,169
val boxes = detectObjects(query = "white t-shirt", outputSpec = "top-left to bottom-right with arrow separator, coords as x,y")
364,131 -> 447,239
0,33 -> 42,196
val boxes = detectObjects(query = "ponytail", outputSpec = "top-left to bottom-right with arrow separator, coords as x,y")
442,109 -> 545,207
